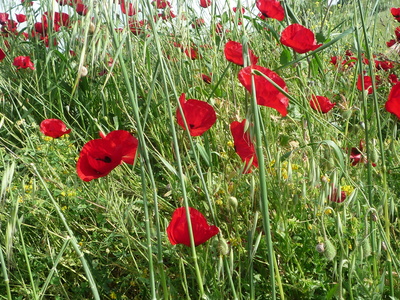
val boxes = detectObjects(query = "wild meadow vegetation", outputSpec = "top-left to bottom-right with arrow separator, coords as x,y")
1,0 -> 400,299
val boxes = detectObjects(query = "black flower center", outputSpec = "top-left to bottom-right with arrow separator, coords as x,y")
96,156 -> 112,163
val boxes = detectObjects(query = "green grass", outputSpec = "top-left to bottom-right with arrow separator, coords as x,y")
1,0 -> 400,299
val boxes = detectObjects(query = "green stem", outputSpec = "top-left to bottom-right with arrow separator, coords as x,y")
249,70 -> 276,299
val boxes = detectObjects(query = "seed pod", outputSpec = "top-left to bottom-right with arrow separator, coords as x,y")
217,238 -> 230,256
228,196 -> 238,209
362,238 -> 371,258
323,238 -> 337,261
316,243 -> 325,253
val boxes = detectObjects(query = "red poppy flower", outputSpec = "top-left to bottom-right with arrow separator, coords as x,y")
329,186 -> 346,203
184,47 -> 199,60
375,60 -> 394,71
309,95 -> 336,113
0,13 -> 9,25
389,74 -> 399,85
120,0 -> 136,16
199,0 -> 211,8
192,18 -> 205,28
385,82 -> 400,119
238,65 -> 289,116
52,12 -> 70,27
280,24 -> 322,54
0,48 -> 5,61
40,119 -> 71,138
224,41 -> 258,66
356,74 -> 374,94
167,207 -> 219,247
15,14 -> 26,23
153,0 -> 171,9
77,130 -> 139,181
256,0 -> 284,21
230,119 -> 258,173
13,56 -> 35,70
76,3 -> 88,16
77,139 -> 124,181
128,19 -> 145,35
99,130 -> 138,165
176,93 -> 216,136
391,7 -> 400,22
201,73 -> 211,84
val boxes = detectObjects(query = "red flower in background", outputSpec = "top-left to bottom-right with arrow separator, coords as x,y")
356,74 -> 379,94
385,82 -> 400,119
329,186 -> 346,203
15,14 -> 26,23
391,7 -> 400,22
120,0 -> 136,16
309,95 -> 336,113
0,13 -> 9,25
0,48 -> 5,61
176,93 -> 216,136
199,0 -> 211,8
184,47 -> 199,59
153,0 -> 171,9
280,24 -> 322,54
13,56 -> 35,70
224,41 -> 258,66
349,140 -> 365,166
256,0 -> 284,21
238,65 -> 289,116
201,73 -> 212,84
167,207 -> 219,247
375,60 -> 394,71
77,130 -> 139,181
76,3 -> 88,16
40,119 -> 71,138
230,119 -> 258,173
129,19 -> 145,35
388,74 -> 399,85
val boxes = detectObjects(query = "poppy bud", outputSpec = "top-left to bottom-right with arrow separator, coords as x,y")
316,242 -> 325,253
371,147 -> 379,165
323,238 -> 336,261
362,238 -> 371,258
341,109 -> 352,120
370,212 -> 378,222
89,22 -> 96,34
381,241 -> 387,251
217,238 -> 230,255
228,196 -> 238,209
79,65 -> 88,77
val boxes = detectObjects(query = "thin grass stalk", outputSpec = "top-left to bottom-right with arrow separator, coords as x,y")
0,242 -> 11,300
32,165 -> 100,300
39,237 -> 71,300
249,71 -> 276,299
356,0 -> 393,296
103,13 -> 163,299
17,216 -> 38,300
